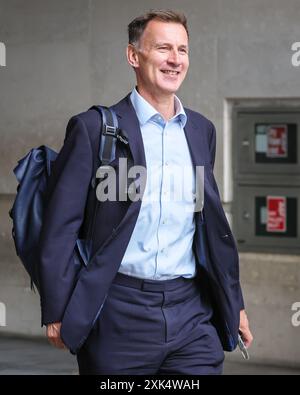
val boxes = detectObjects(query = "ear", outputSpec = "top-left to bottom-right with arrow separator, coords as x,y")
126,44 -> 139,68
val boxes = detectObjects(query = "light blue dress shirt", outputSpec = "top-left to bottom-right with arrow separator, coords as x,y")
118,88 -> 197,280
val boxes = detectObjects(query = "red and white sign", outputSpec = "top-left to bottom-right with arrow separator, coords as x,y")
267,125 -> 288,158
267,196 -> 287,233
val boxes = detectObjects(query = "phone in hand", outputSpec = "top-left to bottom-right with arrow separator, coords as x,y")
238,332 -> 250,360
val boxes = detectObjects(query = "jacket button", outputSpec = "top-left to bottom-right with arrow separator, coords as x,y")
220,234 -> 231,240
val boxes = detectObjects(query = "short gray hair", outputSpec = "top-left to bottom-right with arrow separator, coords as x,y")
128,9 -> 189,46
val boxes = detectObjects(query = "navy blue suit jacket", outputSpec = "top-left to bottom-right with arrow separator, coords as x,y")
39,94 -> 244,354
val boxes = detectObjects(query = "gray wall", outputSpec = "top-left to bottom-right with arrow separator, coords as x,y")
0,0 -> 300,366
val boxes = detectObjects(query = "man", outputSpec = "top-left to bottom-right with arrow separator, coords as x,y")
39,10 -> 253,375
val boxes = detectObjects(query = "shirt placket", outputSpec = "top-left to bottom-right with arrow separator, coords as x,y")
154,119 -> 172,279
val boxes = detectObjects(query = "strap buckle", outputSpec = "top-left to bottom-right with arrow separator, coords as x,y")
103,124 -> 129,145
104,124 -> 118,137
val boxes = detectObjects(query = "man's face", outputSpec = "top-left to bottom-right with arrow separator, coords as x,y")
128,20 -> 189,97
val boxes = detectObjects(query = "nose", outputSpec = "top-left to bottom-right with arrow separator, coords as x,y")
167,49 -> 180,66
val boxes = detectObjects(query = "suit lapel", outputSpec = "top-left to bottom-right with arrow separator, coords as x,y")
183,110 -> 207,168
183,111 -> 209,222
112,94 -> 147,169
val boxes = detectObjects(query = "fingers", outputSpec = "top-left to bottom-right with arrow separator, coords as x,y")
239,310 -> 253,348
240,328 -> 254,348
46,322 -> 67,349
244,331 -> 254,348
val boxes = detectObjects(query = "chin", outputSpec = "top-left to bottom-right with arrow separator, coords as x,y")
159,83 -> 181,95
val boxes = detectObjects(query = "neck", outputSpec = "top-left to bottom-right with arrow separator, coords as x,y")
136,85 -> 176,121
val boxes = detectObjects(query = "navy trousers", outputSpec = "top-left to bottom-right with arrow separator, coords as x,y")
77,272 -> 224,375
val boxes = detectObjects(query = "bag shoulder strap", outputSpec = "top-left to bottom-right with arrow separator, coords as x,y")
82,105 -> 124,248
89,105 -> 123,167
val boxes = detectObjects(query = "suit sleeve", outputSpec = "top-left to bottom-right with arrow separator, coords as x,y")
39,116 -> 93,325
208,121 -> 245,311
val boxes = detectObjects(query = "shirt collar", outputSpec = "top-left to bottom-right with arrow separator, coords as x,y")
130,87 -> 187,128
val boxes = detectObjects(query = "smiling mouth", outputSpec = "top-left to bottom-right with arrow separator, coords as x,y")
161,70 -> 180,76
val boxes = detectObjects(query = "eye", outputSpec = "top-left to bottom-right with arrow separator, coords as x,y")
179,48 -> 188,54
157,46 -> 169,52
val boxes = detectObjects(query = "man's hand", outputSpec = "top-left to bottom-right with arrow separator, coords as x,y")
239,310 -> 253,348
46,322 -> 66,349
